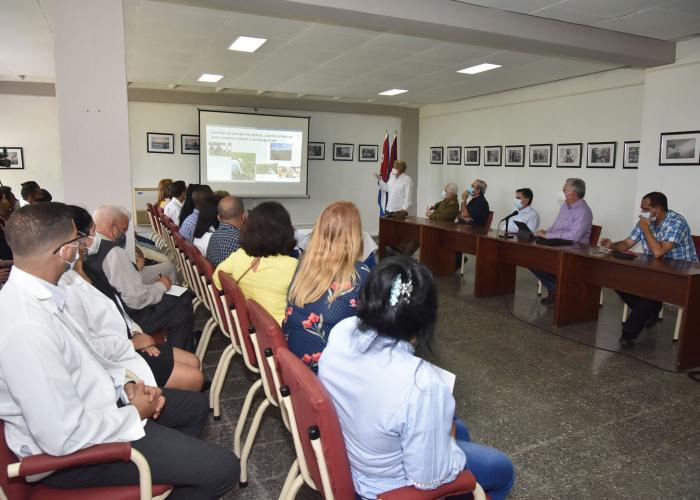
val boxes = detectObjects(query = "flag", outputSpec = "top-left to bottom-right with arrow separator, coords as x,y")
378,131 -> 390,215
389,130 -> 398,175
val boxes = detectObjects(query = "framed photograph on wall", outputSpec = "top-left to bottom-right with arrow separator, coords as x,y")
333,143 -> 354,161
308,142 -> 325,160
181,134 -> 200,155
446,146 -> 461,165
659,131 -> 700,165
504,145 -> 525,167
556,143 -> 582,168
484,146 -> 502,166
430,147 -> 443,164
147,132 -> 175,154
586,142 -> 616,168
623,141 -> 640,169
0,147 -> 24,169
529,144 -> 551,167
464,146 -> 480,166
358,144 -> 379,162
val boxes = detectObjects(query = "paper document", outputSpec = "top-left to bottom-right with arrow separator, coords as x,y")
166,284 -> 188,297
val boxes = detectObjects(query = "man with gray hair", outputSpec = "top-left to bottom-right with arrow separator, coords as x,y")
426,182 -> 460,222
86,205 -> 195,351
458,179 -> 490,226
533,178 -> 593,304
206,196 -> 246,268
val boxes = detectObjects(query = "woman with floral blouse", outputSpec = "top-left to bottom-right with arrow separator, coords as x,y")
283,201 -> 370,371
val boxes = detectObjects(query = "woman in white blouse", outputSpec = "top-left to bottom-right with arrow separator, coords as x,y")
318,256 -> 514,500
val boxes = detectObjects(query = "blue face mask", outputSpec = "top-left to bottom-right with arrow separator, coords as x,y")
115,233 -> 127,248
466,186 -> 475,196
514,199 -> 523,210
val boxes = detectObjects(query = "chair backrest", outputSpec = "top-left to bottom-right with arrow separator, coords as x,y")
194,252 -> 228,332
247,299 -> 289,405
692,235 -> 700,255
218,271 -> 257,368
485,211 -> 494,230
0,421 -> 30,499
589,224 -> 602,246
275,348 -> 356,499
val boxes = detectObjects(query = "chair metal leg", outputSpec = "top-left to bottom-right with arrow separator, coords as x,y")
239,399 -> 271,486
278,460 -> 300,500
537,280 -> 542,296
284,474 -> 305,500
599,289 -> 604,307
195,317 -> 216,362
210,345 -> 235,419
473,482 -> 487,500
234,379 -> 263,457
460,254 -> 467,277
674,308 -> 683,342
622,303 -> 630,323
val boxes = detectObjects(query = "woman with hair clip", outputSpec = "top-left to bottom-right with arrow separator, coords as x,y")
318,256 -> 514,500
284,201 -> 370,371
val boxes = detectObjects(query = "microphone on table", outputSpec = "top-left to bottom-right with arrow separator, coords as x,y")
500,210 -> 519,222
498,210 -> 519,239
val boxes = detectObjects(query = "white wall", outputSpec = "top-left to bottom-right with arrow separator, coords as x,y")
0,94 -> 63,200
128,101 -> 400,234
636,37 -> 700,233
418,68 -> 646,239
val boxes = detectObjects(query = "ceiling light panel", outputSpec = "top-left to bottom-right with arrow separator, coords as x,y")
229,36 -> 267,52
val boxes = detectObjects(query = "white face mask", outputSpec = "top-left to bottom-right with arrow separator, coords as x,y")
86,235 -> 100,256
441,190 -> 447,198
558,191 -> 567,204
514,199 -> 523,210
640,211 -> 657,222
61,244 -> 80,271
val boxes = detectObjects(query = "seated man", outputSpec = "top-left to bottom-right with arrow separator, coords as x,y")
87,205 -> 195,352
206,195 -> 245,268
532,178 -> 592,304
601,192 -> 698,346
507,187 -> 540,235
457,179 -> 489,226
180,184 -> 214,242
0,202 -> 237,499
426,182 -> 460,222
164,180 -> 187,225
20,180 -> 52,205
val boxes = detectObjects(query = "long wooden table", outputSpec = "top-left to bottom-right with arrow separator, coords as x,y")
379,216 -> 700,370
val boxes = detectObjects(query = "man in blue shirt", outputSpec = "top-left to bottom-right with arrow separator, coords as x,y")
206,196 -> 245,267
602,192 -> 698,346
179,185 -> 213,242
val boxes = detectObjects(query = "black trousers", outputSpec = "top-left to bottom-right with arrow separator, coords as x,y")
130,291 -> 195,352
617,291 -> 662,338
41,389 -> 239,500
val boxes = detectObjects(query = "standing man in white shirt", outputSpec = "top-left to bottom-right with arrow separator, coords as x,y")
375,160 -> 413,219
0,202 -> 238,499
506,188 -> 540,235
163,180 -> 187,225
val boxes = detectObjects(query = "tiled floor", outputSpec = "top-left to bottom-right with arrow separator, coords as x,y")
198,261 -> 700,499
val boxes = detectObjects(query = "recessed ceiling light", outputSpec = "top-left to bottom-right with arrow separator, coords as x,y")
229,36 -> 267,53
198,73 -> 223,83
378,89 -> 408,96
457,63 -> 502,75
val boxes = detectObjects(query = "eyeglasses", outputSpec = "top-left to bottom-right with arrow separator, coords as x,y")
52,231 -> 87,255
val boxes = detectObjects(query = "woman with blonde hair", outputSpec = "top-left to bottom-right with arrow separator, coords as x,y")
284,201 -> 370,371
157,178 -> 173,208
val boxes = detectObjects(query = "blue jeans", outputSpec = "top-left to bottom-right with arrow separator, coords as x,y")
531,270 -> 556,294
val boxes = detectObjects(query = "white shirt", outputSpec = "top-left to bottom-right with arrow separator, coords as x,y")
163,197 -> 183,226
193,228 -> 214,256
318,317 -> 465,499
0,267 -> 144,469
506,205 -> 540,234
379,172 -> 413,213
59,270 -> 157,386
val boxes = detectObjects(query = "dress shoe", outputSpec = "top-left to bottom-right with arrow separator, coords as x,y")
540,290 -> 555,304
618,332 -> 635,347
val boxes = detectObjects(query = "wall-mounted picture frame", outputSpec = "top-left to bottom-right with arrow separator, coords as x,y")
505,145 -> 525,167
659,131 -> 700,165
430,147 -> 443,164
0,147 -> 24,169
446,146 -> 461,165
358,144 -> 379,162
181,134 -> 200,155
586,142 -> 616,168
623,141 -> 640,169
333,143 -> 354,161
529,144 -> 551,167
484,146 -> 502,166
308,142 -> 325,160
147,132 -> 175,154
556,143 -> 582,168
464,146 -> 480,166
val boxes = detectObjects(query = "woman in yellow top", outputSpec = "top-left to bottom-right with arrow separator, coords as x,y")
213,201 -> 298,324
157,178 -> 173,208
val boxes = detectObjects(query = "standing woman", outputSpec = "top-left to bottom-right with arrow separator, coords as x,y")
156,178 -> 173,209
284,201 -> 370,371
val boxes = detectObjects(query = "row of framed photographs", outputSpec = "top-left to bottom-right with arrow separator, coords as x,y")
308,142 -> 379,162
430,142 -> 640,169
147,132 -> 200,154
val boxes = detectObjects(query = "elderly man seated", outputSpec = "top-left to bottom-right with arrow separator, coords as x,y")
426,182 -> 460,222
87,205 -> 195,352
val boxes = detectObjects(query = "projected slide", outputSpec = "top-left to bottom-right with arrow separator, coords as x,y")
206,125 -> 302,183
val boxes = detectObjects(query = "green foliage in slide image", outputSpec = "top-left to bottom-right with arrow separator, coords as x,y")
255,163 -> 279,175
229,152 -> 256,181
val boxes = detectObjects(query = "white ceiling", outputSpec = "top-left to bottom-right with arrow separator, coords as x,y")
0,0 -> 697,106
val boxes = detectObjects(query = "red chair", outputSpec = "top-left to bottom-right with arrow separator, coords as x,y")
589,224 -> 602,246
274,348 -> 486,500
485,210 -> 494,230
0,422 -> 171,500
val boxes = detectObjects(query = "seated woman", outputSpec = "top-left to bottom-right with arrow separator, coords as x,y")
284,201 -> 370,371
318,256 -> 514,500
213,201 -> 297,324
157,177 -> 173,209
63,206 -> 204,391
193,195 -> 221,256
